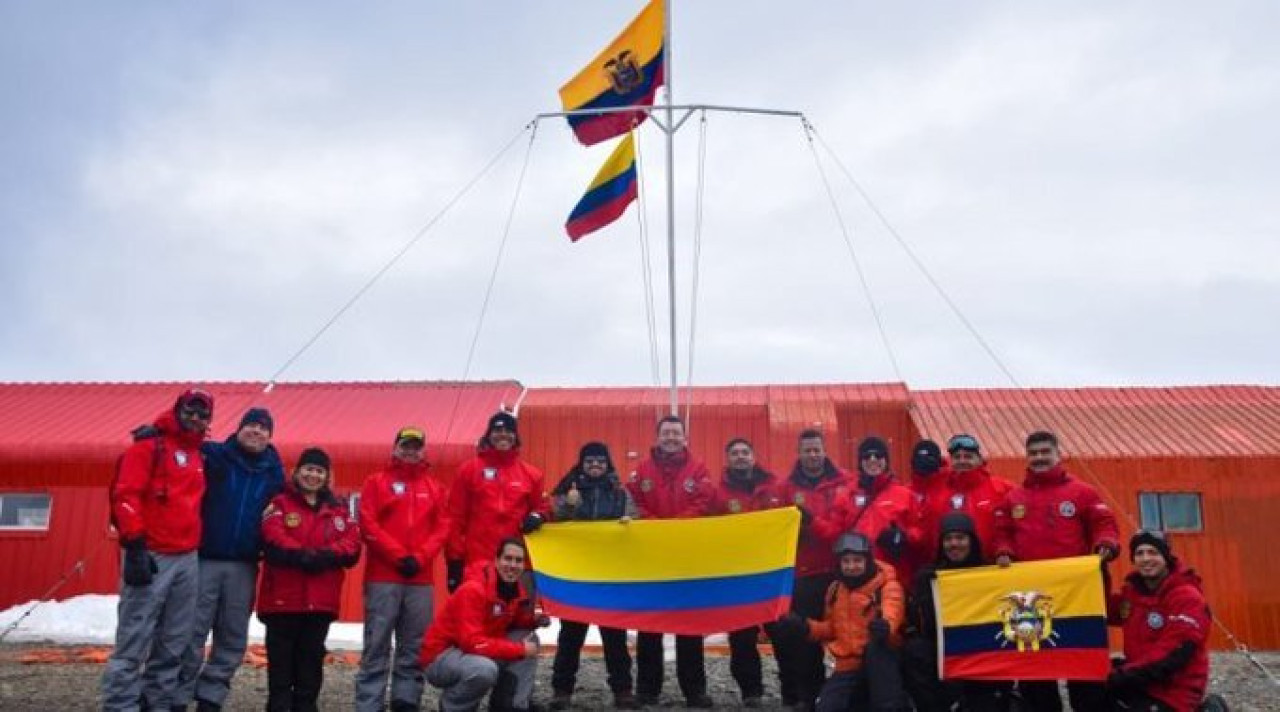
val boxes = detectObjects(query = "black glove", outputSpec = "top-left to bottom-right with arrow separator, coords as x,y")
534,614 -> 553,628
868,617 -> 890,643
397,556 -> 421,578
796,506 -> 813,528
312,549 -> 339,570
520,513 -> 544,534
299,549 -> 328,574
446,559 -> 465,592
122,538 -> 157,587
1107,667 -> 1145,693
772,612 -> 808,639
876,522 -> 906,561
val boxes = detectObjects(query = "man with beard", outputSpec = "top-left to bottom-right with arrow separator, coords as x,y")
421,539 -> 546,712
903,512 -> 1014,712
993,430 -> 1120,712
709,437 -> 783,707
626,415 -> 714,708
356,427 -> 451,712
774,532 -> 909,712
103,389 -> 212,712
446,411 -> 548,588
548,442 -> 640,710
772,428 -> 851,711
1107,531 -> 1213,712
175,407 -> 286,711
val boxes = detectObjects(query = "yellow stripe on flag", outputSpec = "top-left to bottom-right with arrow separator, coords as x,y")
559,0 -> 664,110
585,134 -> 636,192
526,508 -> 800,583
936,556 -> 1106,626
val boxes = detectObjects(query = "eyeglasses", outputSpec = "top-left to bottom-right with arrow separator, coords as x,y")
180,406 -> 212,420
861,452 -> 887,460
583,456 -> 608,466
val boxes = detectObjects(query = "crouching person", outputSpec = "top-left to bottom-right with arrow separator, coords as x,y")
421,538 -> 546,712
775,532 -> 909,712
1107,530 -> 1212,712
259,448 -> 362,712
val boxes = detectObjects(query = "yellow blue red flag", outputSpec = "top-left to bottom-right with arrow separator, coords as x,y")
559,0 -> 665,146
525,508 -> 800,635
935,555 -> 1110,681
565,134 -> 638,241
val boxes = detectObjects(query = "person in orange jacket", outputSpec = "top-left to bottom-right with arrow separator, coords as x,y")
356,426 -> 451,712
775,531 -> 910,712
259,447 -> 362,712
445,411 -> 548,589
421,538 -> 548,712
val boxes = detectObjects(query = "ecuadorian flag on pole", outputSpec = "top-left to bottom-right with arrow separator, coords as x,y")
935,555 -> 1110,681
565,133 -> 638,241
559,0 -> 665,146
526,508 -> 800,636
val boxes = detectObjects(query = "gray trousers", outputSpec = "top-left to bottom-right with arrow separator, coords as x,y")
425,630 -> 537,712
355,582 -> 434,712
172,559 -> 258,706
100,550 -> 199,712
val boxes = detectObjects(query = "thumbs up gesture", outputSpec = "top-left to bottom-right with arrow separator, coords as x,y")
566,483 -> 582,508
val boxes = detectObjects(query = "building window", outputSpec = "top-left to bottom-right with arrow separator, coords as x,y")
1137,492 -> 1203,533
0,493 -> 52,530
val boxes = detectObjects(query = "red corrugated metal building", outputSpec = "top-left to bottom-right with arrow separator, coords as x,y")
1,381 -> 1277,649
0,381 -> 525,620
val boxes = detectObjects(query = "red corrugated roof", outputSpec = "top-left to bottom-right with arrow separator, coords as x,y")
909,385 -> 1280,458
523,382 -> 908,407
0,381 -> 525,462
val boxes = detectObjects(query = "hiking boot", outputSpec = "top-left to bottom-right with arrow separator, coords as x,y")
550,692 -> 573,711
613,691 -> 641,710
684,694 -> 714,708
389,701 -> 420,712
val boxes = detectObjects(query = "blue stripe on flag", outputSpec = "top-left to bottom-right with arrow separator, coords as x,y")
534,567 -> 793,612
943,615 -> 1108,656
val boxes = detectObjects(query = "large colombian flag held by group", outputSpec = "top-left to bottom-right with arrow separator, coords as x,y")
559,0 -> 665,146
935,555 -> 1110,681
526,508 -> 800,636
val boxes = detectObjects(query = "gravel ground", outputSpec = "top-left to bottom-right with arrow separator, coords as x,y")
1,644 -> 1276,711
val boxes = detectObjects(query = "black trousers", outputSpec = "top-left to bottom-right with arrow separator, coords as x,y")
728,626 -> 764,699
1020,680 -> 1108,712
815,669 -> 870,712
551,620 -> 633,694
768,573 -> 831,707
902,634 -> 1014,711
636,632 -> 705,699
262,613 -> 332,712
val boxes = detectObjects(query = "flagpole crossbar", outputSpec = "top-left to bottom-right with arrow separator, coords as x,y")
536,104 -> 803,125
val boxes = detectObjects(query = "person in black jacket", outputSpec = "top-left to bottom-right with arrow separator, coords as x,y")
548,442 -> 641,710
173,407 -> 285,711
903,512 -> 1013,712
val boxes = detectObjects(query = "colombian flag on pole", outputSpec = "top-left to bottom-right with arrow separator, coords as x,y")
935,555 -> 1110,681
526,508 -> 799,636
559,0 -> 665,146
565,133 -> 638,241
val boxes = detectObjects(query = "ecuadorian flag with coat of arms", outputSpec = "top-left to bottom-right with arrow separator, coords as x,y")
935,555 -> 1110,681
525,508 -> 799,636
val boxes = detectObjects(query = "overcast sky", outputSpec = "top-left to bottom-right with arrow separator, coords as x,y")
2,1 -> 1276,390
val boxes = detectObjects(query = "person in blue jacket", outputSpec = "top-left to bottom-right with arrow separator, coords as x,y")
170,407 -> 286,711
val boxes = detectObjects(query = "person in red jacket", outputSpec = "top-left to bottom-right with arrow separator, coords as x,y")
903,439 -> 949,575
102,388 -> 212,712
626,415 -> 714,708
421,538 -> 546,712
259,447 -> 362,712
1107,531 -> 1213,712
772,428 -> 852,711
356,426 -> 451,712
812,436 -> 915,574
993,430 -> 1120,712
445,411 -> 548,590
911,434 -> 1014,566
710,437 -> 783,707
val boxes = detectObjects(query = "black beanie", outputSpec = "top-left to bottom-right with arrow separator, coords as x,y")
239,407 -> 274,434
579,441 -> 613,468
1130,530 -> 1174,564
487,411 -> 519,437
939,511 -> 977,538
858,436 -> 890,465
911,440 -> 943,476
296,447 -> 331,473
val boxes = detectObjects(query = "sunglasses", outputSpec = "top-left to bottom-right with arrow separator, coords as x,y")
180,405 -> 212,420
583,456 -> 609,466
861,452 -> 887,460
948,435 -> 979,453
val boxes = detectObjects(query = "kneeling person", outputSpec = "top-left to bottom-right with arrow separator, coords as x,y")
421,539 -> 544,712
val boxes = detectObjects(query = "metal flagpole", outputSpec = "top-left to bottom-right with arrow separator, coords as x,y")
662,0 -> 678,416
